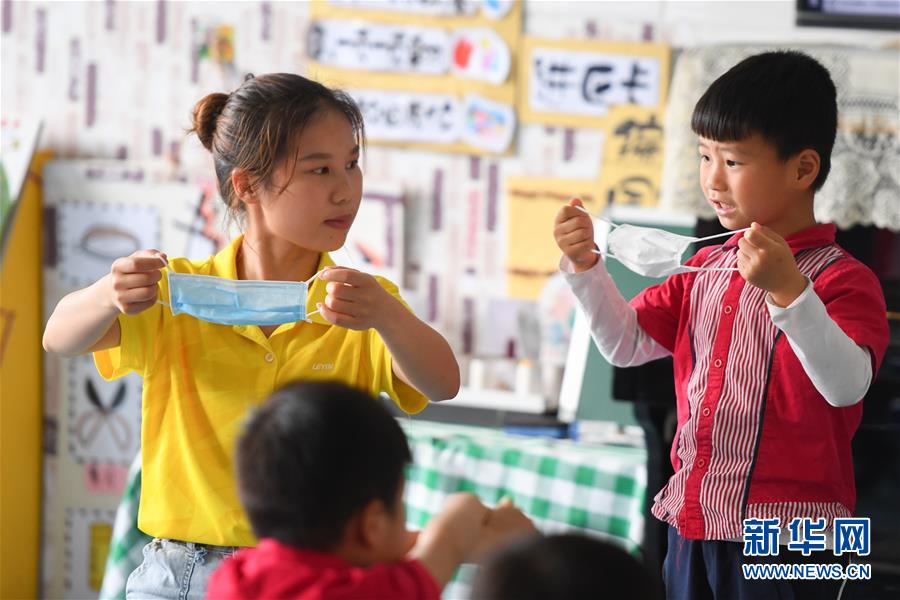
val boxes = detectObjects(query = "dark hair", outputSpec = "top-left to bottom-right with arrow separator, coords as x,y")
691,50 -> 837,191
236,381 -> 411,550
471,533 -> 656,600
189,73 -> 365,218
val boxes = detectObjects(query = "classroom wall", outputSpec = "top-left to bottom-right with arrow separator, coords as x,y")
2,0 -> 894,351
3,1 -> 893,161
1,1 -> 896,597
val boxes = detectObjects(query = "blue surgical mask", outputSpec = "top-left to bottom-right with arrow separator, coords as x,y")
163,271 -> 322,326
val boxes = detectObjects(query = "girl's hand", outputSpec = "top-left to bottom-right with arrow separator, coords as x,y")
554,198 -> 598,272
737,223 -> 807,307
107,249 -> 168,315
317,267 -> 395,330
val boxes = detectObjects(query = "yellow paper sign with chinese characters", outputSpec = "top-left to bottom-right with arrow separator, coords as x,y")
505,177 -> 601,300
598,105 -> 666,207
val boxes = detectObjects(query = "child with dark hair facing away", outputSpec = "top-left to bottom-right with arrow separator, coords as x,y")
207,381 -> 537,599
43,73 -> 460,599
471,533 -> 656,600
554,51 -> 888,599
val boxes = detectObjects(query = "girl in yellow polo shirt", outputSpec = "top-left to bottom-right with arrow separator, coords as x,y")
42,73 -> 460,600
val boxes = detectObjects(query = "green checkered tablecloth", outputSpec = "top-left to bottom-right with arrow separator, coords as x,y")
100,420 -> 647,600
99,451 -> 150,600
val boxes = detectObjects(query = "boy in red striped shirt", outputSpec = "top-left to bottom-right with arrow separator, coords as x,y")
554,51 -> 888,599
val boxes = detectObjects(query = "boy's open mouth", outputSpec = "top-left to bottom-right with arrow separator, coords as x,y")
710,199 -> 736,217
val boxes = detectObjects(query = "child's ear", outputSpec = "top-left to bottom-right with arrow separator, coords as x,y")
792,149 -> 821,191
231,168 -> 259,206
357,498 -> 389,550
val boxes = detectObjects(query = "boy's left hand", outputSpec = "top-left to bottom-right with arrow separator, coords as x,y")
470,498 -> 539,561
317,267 -> 396,330
737,222 -> 808,307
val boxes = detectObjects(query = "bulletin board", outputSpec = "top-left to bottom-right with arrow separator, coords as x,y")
307,0 -> 522,155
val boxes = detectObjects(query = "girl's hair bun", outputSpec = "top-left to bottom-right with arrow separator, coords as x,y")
190,92 -> 229,151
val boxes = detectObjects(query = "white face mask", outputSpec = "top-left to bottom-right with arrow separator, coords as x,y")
577,206 -> 748,278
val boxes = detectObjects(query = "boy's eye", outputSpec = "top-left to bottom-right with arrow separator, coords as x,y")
312,166 -> 329,175
346,159 -> 359,169
726,160 -> 739,167
699,154 -> 710,162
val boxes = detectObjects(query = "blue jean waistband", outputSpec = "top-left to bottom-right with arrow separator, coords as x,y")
160,538 -> 242,556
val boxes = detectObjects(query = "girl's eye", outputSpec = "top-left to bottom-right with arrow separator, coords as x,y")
312,166 -> 329,175
726,160 -> 738,167
347,160 -> 358,169
700,154 -> 710,162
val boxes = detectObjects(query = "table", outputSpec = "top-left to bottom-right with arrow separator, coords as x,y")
100,420 -> 647,599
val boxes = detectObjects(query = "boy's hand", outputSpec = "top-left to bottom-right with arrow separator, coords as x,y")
439,492 -> 491,552
317,267 -> 395,330
410,493 -> 490,587
470,497 -> 539,561
107,249 -> 167,315
554,198 -> 598,273
737,223 -> 807,307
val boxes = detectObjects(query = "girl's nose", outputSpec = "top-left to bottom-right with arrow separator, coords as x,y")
330,175 -> 352,204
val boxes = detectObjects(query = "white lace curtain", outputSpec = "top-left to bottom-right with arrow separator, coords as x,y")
660,45 -> 900,232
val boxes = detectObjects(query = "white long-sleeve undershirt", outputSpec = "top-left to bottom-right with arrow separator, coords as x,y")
560,257 -> 872,407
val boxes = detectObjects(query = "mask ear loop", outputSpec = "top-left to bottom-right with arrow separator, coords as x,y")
575,205 -> 618,261
692,226 -> 751,242
305,269 -> 326,286
303,269 -> 328,321
156,260 -> 173,308
683,266 -> 741,272
685,227 -> 751,272
576,206 -> 642,269
574,204 -> 617,229
589,248 -> 628,266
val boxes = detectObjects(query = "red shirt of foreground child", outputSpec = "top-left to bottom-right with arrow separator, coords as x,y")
206,538 -> 441,600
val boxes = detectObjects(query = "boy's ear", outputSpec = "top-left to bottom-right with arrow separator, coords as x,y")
792,149 -> 821,191
231,168 -> 260,206
357,498 -> 390,550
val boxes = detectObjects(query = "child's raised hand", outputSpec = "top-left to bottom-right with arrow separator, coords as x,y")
554,198 -> 598,273
471,497 -> 539,561
410,492 -> 490,586
440,492 -> 491,551
317,267 -> 395,330
737,223 -> 808,307
107,249 -> 167,315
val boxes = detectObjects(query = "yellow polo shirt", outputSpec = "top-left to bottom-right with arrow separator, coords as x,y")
93,235 -> 428,546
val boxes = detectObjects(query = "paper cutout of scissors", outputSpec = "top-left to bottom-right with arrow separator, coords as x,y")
75,380 -> 132,452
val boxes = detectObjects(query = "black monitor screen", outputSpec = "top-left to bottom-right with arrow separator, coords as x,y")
797,0 -> 900,30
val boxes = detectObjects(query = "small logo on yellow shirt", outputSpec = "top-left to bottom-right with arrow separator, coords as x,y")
312,363 -> 334,370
